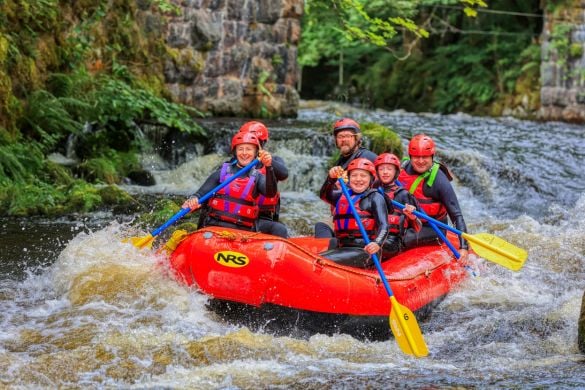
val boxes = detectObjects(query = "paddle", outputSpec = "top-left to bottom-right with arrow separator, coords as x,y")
338,178 -> 429,357
130,159 -> 260,249
391,200 -> 527,271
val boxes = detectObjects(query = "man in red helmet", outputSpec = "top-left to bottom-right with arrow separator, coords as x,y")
398,134 -> 469,260
329,118 -> 377,169
238,121 -> 289,238
182,132 -> 276,232
315,118 -> 377,238
318,158 -> 389,268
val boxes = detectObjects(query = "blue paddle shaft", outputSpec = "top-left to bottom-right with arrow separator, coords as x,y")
427,219 -> 460,259
151,159 -> 259,237
391,200 -> 463,236
338,179 -> 395,298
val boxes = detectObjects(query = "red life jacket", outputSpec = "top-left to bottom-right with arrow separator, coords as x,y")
333,190 -> 377,240
207,163 -> 259,228
257,166 -> 280,217
398,162 -> 447,220
378,186 -> 409,235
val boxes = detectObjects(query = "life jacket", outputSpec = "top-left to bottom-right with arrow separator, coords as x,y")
333,189 -> 377,240
327,148 -> 374,215
257,165 -> 280,218
377,186 -> 410,235
207,163 -> 259,228
397,161 -> 450,220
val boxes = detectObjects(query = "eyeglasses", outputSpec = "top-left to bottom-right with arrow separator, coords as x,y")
336,134 -> 355,140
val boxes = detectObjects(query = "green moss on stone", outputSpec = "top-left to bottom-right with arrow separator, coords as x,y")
361,122 -> 403,158
137,199 -> 182,228
66,181 -> 102,213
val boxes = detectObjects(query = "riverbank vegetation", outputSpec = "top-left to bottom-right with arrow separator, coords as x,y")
0,0 -> 572,217
299,0 -> 543,116
0,0 -> 204,216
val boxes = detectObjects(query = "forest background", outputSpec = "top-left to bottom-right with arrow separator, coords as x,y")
0,0 -> 563,216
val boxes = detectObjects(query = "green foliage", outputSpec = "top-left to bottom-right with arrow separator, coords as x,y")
152,0 -> 182,16
0,142 -> 44,183
302,0 -> 542,115
98,185 -> 138,209
90,76 -> 205,135
19,90 -> 86,150
361,123 -> 403,157
0,0 -> 207,216
136,198 -> 183,228
79,156 -> 120,184
2,181 -> 67,216
66,181 -> 103,213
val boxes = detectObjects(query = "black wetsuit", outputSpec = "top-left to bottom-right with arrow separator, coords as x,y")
319,178 -> 389,268
377,183 -> 420,258
193,163 -> 277,231
256,155 -> 289,238
315,146 -> 377,238
400,162 -> 469,250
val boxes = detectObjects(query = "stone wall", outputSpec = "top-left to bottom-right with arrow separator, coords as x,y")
152,0 -> 303,118
540,1 -> 585,123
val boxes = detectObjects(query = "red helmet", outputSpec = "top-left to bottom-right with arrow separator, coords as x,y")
408,134 -> 435,157
231,132 -> 260,151
332,118 -> 361,136
238,121 -> 269,142
347,158 -> 376,177
374,153 -> 401,170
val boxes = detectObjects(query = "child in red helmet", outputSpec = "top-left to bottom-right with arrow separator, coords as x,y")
318,158 -> 389,268
374,153 -> 422,258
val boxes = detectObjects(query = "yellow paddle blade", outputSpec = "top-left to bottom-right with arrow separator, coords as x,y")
389,296 -> 429,358
462,232 -> 527,271
127,234 -> 155,249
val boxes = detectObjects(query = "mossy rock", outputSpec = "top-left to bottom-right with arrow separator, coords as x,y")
137,199 -> 183,228
66,182 -> 102,213
361,122 -> 403,158
6,182 -> 68,216
98,184 -> 140,213
78,157 -> 120,184
44,160 -> 75,186
326,122 -> 403,166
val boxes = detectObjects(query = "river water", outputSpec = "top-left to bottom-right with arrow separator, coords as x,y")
0,102 -> 584,388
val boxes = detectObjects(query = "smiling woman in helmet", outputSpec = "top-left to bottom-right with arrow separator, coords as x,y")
182,132 -> 276,232
318,158 -> 390,269
398,134 -> 469,261
237,121 -> 289,238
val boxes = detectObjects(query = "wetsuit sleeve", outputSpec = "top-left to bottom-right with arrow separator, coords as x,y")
429,172 -> 469,250
193,169 -> 222,201
254,166 -> 277,198
319,177 -> 342,205
271,155 -> 289,181
368,192 -> 390,246
394,190 -> 421,231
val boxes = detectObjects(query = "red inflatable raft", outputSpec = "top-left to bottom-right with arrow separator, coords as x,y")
168,227 -> 469,339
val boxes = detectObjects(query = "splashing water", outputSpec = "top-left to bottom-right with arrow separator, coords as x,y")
1,106 -> 584,387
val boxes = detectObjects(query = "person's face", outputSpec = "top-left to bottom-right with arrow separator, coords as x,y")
235,144 -> 257,166
335,131 -> 358,156
349,169 -> 372,193
377,164 -> 397,184
410,155 -> 433,173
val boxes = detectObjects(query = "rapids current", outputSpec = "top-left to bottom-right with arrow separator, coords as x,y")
0,103 -> 584,388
